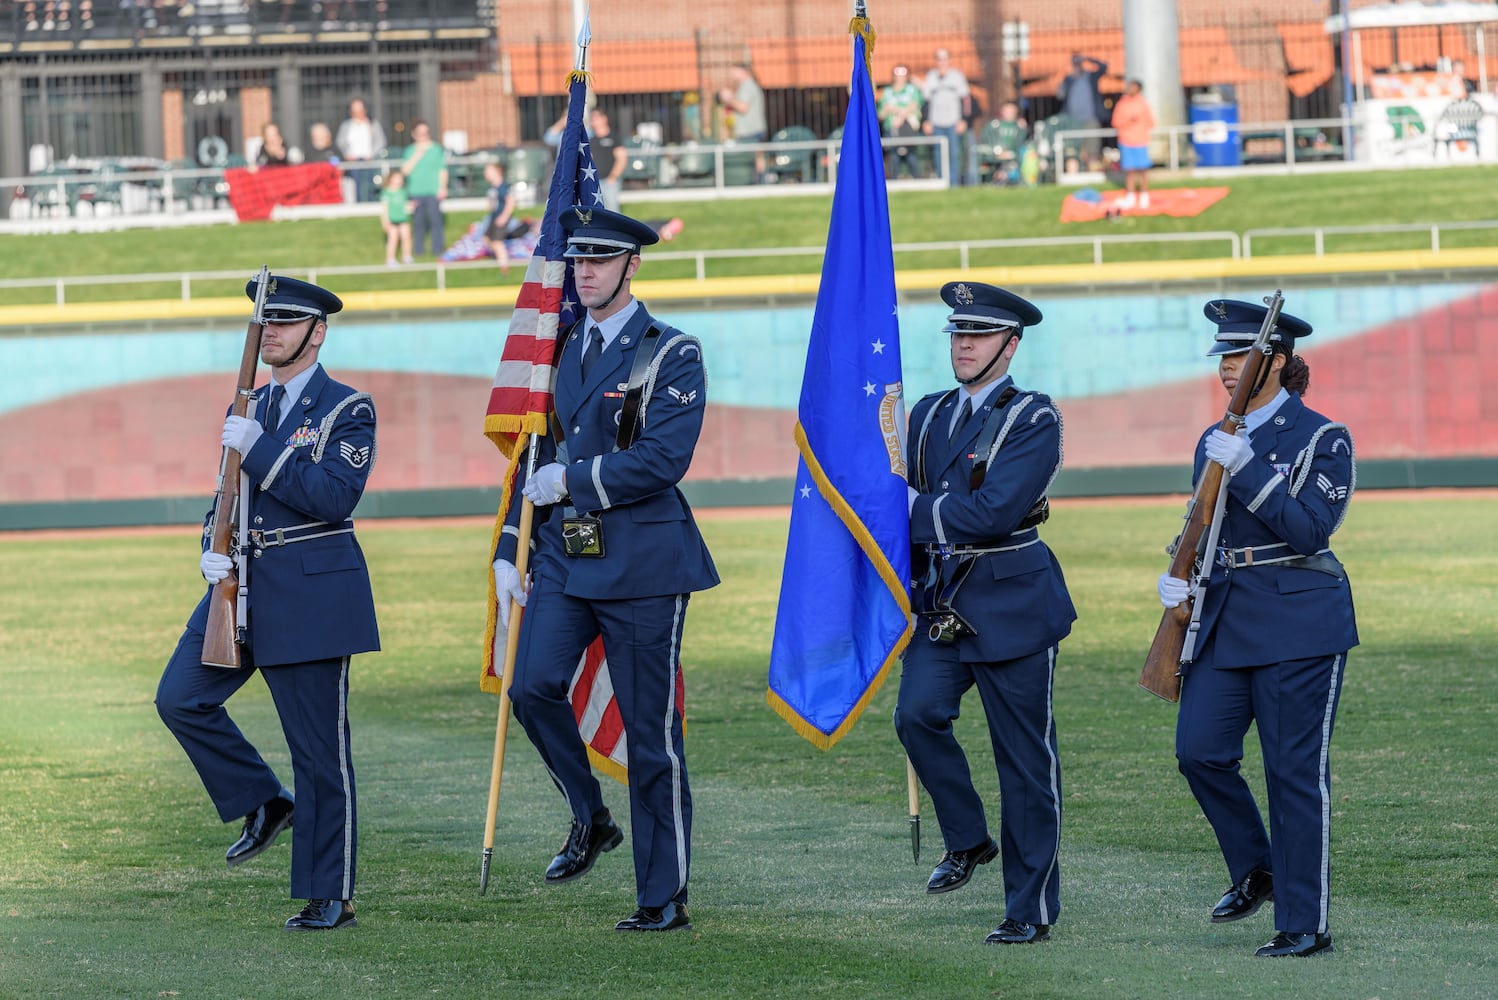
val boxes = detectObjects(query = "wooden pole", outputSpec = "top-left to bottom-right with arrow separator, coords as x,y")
906,756 -> 921,863
479,493 -> 536,893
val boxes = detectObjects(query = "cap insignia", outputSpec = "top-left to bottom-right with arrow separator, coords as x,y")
573,207 -> 593,225
953,283 -> 974,306
1210,300 -> 1228,319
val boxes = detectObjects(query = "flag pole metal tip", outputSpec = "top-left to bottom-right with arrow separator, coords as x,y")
575,7 -> 591,64
480,847 -> 493,893
909,815 -> 920,863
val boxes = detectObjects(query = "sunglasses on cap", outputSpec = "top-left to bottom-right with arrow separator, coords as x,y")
263,308 -> 319,324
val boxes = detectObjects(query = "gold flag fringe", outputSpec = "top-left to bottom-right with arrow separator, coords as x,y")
766,419 -> 914,749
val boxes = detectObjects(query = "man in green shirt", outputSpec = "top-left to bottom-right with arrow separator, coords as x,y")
879,65 -> 925,179
401,119 -> 448,258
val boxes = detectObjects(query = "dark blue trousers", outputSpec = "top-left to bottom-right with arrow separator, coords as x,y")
895,641 -> 1062,926
156,627 -> 357,901
509,572 -> 692,909
1176,651 -> 1346,935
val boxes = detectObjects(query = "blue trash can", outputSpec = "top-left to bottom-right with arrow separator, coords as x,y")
1190,96 -> 1241,167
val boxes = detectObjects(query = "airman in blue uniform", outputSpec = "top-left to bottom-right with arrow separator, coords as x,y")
1157,298 -> 1357,957
493,206 -> 718,933
156,275 -> 378,932
895,282 -> 1075,945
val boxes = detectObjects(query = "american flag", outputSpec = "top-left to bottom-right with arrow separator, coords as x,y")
480,71 -> 635,784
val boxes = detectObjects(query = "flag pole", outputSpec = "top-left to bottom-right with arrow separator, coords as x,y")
907,757 -> 921,863
845,0 -> 919,867
478,14 -> 593,895
480,448 -> 539,894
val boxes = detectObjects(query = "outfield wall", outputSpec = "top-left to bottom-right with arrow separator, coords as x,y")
2,260 -> 1496,529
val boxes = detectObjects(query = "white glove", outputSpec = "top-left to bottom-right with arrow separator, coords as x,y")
521,462 -> 569,506
907,486 -> 919,515
494,559 -> 528,628
222,415 -> 264,455
1204,429 -> 1253,476
1157,573 -> 1190,609
201,551 -> 234,585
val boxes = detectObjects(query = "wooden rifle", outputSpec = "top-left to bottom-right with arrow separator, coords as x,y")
202,266 -> 271,669
1138,289 -> 1284,702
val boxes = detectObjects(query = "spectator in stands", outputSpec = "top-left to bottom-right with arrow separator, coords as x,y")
380,169 -> 412,267
400,119 -> 447,259
1451,60 -> 1477,95
987,101 -> 1028,185
718,63 -> 768,183
1058,53 -> 1109,168
336,98 -> 387,203
921,48 -> 972,186
480,160 -> 517,275
306,122 -> 339,164
879,64 -> 925,179
253,122 -> 297,169
1112,79 -> 1155,210
590,108 -> 625,212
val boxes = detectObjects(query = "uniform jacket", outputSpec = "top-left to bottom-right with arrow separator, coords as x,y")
1191,392 -> 1358,668
906,380 -> 1075,662
192,365 -> 380,666
501,304 -> 719,600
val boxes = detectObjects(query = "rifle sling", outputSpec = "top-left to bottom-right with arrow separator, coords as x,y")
916,385 -> 1019,491
615,321 -> 668,452
546,319 -> 667,454
968,385 -> 1020,488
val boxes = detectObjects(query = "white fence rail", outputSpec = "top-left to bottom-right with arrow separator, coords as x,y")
1242,220 -> 1498,256
1,232 -> 1248,306
6,218 -> 1498,307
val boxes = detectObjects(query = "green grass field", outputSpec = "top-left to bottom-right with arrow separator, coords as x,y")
2,496 -> 1496,998
3,165 -> 1498,304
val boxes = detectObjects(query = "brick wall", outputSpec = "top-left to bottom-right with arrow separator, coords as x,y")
162,89 -> 185,162
240,87 -> 274,152
440,73 -> 521,151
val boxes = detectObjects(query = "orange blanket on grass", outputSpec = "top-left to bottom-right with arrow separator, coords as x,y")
1060,186 -> 1230,224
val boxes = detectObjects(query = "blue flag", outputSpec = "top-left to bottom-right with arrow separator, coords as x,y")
767,24 -> 912,748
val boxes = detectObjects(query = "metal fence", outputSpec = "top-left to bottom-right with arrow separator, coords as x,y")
13,220 -> 1498,307
0,113 -> 1378,232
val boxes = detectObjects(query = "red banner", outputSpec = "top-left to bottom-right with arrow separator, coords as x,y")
224,163 -> 344,222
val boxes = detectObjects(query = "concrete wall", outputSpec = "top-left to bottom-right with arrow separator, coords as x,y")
2,276 -> 1494,514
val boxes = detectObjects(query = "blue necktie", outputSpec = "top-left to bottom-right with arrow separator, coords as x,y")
580,326 -> 603,380
949,397 -> 973,441
261,384 -> 284,432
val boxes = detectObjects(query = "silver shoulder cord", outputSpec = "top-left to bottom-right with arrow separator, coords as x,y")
1180,475 -> 1230,667
236,394 -> 258,638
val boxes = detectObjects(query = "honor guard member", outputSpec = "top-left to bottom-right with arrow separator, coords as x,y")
156,275 -> 379,932
493,206 -> 719,933
895,282 -> 1075,945
1157,300 -> 1357,958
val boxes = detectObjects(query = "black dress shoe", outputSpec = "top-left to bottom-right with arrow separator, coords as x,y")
1211,868 -> 1273,923
926,837 -> 999,894
615,901 -> 691,932
284,898 -> 356,931
985,918 -> 1051,944
544,812 -> 624,883
226,793 -> 294,868
1255,931 -> 1332,957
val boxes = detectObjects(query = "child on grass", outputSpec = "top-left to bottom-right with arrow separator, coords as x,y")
380,169 -> 413,266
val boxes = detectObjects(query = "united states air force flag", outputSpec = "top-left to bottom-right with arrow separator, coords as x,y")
767,20 -> 913,749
